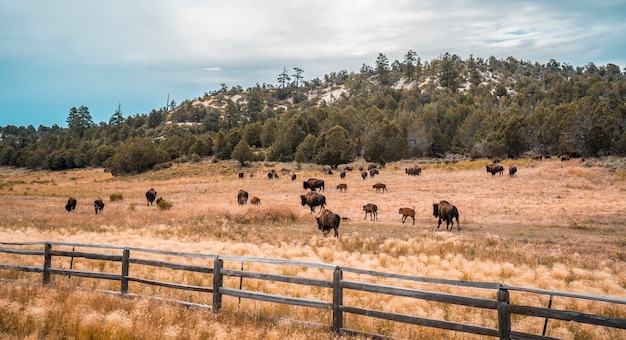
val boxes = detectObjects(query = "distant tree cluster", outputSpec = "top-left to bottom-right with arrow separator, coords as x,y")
1,52 -> 625,174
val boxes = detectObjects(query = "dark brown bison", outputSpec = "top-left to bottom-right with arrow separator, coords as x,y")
399,207 -> 415,225
238,172 -> 244,178
340,171 -> 346,179
369,168 -> 379,178
300,192 -> 326,213
373,183 -> 387,193
336,183 -> 348,193
65,197 -> 77,212
316,208 -> 340,237
361,170 -> 368,180
237,190 -> 249,205
146,188 -> 157,206
363,203 -> 378,221
250,196 -> 261,206
486,164 -> 504,176
303,178 -> 325,191
433,200 -> 460,231
94,198 -> 105,214
291,173 -> 297,181
405,166 -> 422,176
509,166 -> 517,177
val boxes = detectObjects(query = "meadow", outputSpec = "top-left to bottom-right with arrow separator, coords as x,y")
0,157 -> 625,339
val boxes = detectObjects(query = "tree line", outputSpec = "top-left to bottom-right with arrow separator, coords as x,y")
1,51 -> 625,174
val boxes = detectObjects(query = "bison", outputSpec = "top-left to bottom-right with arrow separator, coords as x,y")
303,178 -> 325,191
250,196 -> 261,206
237,190 -> 249,205
486,164 -> 504,176
291,173 -> 297,181
369,168 -> 379,178
373,183 -> 387,193
300,192 -> 326,213
316,208 -> 340,237
363,203 -> 378,221
405,166 -> 422,176
238,172 -> 244,178
509,166 -> 517,177
340,171 -> 346,179
94,198 -> 105,214
399,207 -> 415,225
146,188 -> 157,206
65,197 -> 77,212
336,183 -> 348,193
433,200 -> 460,231
361,170 -> 368,180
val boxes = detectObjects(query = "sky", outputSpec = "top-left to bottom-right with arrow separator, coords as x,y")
1,1 -> 625,128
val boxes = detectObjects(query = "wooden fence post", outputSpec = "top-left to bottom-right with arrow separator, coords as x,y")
213,258 -> 223,313
332,266 -> 343,334
43,243 -> 52,285
497,285 -> 511,340
121,249 -> 130,294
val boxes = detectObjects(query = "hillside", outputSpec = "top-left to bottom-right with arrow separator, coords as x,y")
1,53 -> 625,173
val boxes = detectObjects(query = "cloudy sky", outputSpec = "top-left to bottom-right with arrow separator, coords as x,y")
1,0 -> 625,127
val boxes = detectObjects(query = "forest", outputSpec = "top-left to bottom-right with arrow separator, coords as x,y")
1,51 -> 625,175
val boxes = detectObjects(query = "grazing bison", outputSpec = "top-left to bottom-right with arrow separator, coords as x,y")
146,188 -> 157,206
94,198 -> 105,214
399,207 -> 415,225
369,168 -> 379,178
65,197 -> 77,212
291,173 -> 297,181
373,183 -> 387,193
250,196 -> 261,206
509,166 -> 517,177
363,203 -> 378,221
486,164 -> 504,176
237,190 -> 249,205
303,178 -> 325,191
300,192 -> 327,213
433,200 -> 460,231
340,171 -> 346,179
238,172 -> 244,178
361,170 -> 368,180
316,208 -> 340,237
406,166 -> 422,176
336,183 -> 348,193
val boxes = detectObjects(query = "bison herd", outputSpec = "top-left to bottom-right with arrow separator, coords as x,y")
64,188 -> 166,215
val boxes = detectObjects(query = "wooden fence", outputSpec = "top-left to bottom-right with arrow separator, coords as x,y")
0,241 -> 625,340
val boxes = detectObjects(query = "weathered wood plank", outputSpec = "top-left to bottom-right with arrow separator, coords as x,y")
220,287 -> 331,310
127,276 -> 213,293
50,250 -> 123,262
341,280 -> 497,309
128,258 -> 212,273
502,284 -> 626,305
48,268 -> 120,281
0,264 -> 43,273
340,305 -> 500,337
219,268 -> 332,288
0,247 -> 44,256
510,304 -> 626,329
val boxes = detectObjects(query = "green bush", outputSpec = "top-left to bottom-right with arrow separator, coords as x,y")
109,193 -> 123,201
157,199 -> 173,210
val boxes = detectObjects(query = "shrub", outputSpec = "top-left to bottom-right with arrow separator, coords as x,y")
109,193 -> 123,201
157,199 -> 173,210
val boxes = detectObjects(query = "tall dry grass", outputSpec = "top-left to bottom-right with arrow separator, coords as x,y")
0,158 -> 625,339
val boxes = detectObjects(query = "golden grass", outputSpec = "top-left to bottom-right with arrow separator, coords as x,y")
0,158 -> 625,339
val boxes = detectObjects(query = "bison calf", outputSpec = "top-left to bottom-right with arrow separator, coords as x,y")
399,207 -> 415,225
250,196 -> 261,206
363,203 -> 378,221
94,198 -> 105,214
336,183 -> 348,193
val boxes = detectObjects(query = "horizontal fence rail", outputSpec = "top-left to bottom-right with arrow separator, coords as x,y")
0,241 -> 625,340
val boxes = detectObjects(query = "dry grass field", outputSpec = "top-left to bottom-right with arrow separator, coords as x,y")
0,157 -> 625,339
